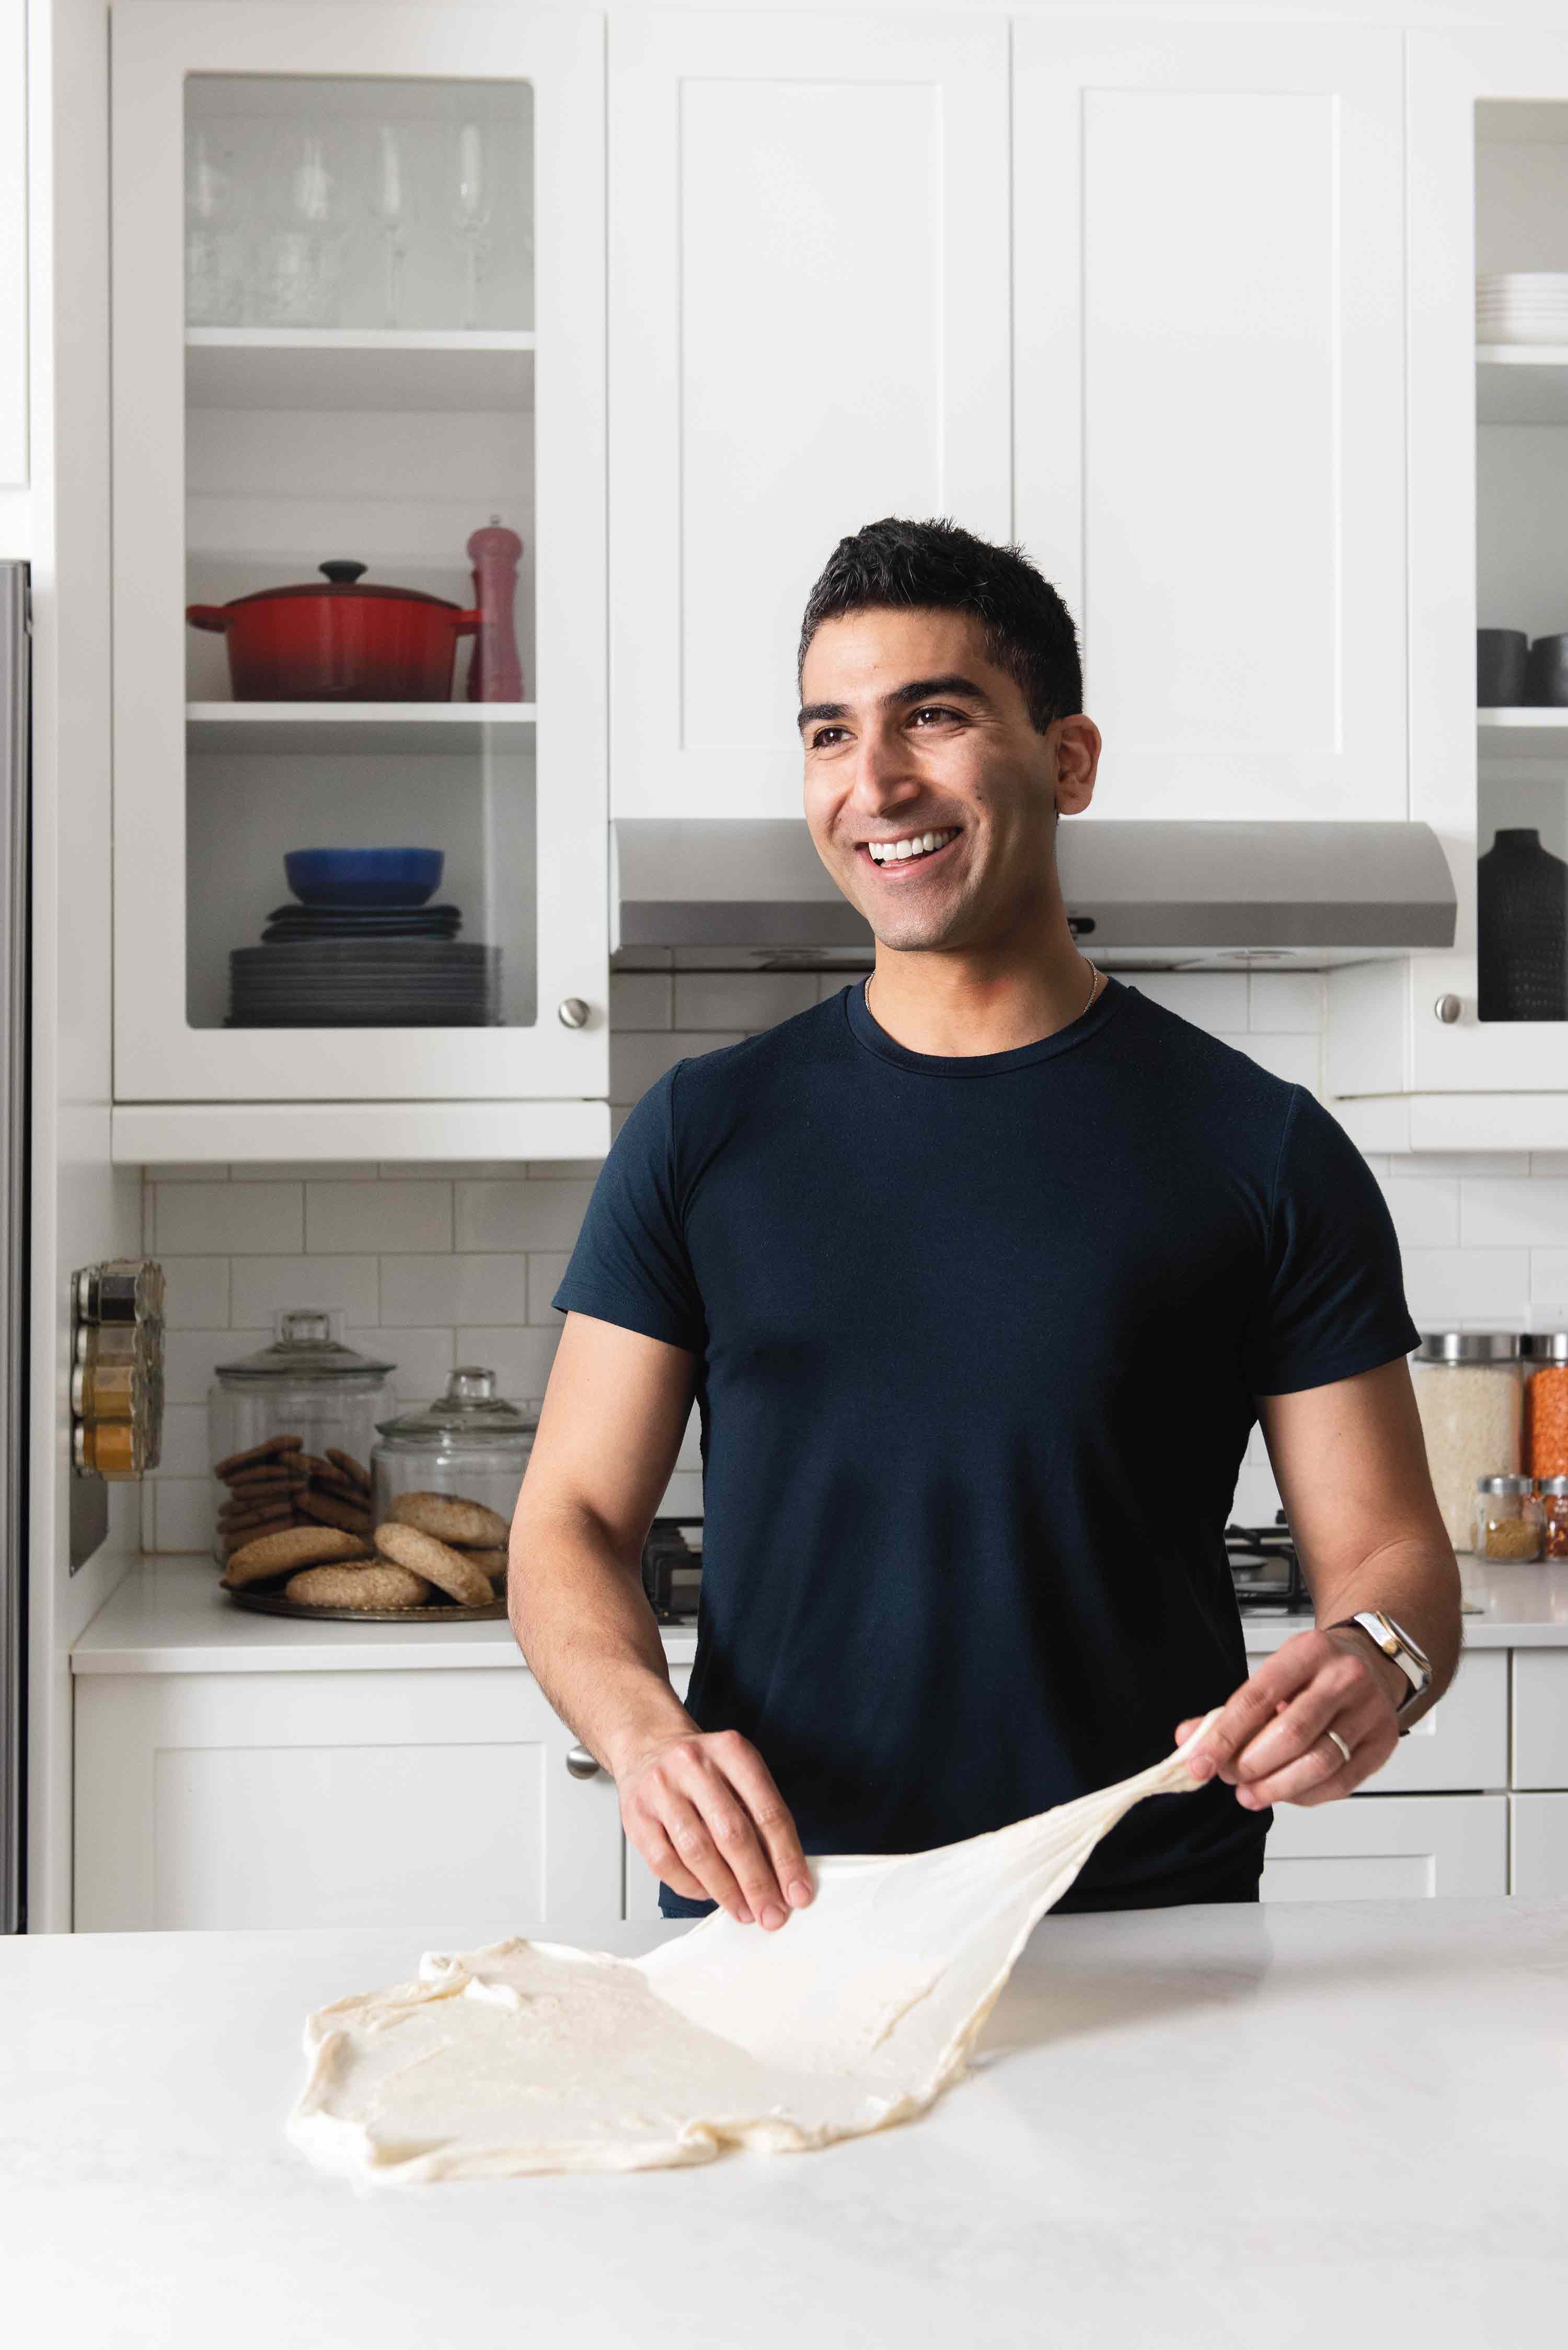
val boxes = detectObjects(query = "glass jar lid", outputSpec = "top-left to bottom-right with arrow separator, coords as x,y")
1417,1332 -> 1520,1363
1537,1476 -> 1568,1496
1521,1332 -> 1568,1362
375,1365 -> 538,1448
215,1308 -> 394,1384
1476,1473 -> 1534,1495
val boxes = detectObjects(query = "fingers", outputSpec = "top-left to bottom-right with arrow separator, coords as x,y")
1184,1641 -> 1321,1784
1236,1709 -> 1397,1809
619,1733 -> 808,1928
708,1730 -> 814,1911
1227,1650 -> 1367,1790
1183,1631 -> 1403,1810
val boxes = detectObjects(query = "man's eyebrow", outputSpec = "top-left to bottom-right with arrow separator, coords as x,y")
796,674 -> 996,734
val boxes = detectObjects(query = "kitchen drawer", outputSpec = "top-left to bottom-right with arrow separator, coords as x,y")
1512,1650 -> 1568,1791
75,1669 -> 624,1934
1260,1795 -> 1507,1902
1243,1645 -> 1507,1793
1511,1793 -> 1568,1897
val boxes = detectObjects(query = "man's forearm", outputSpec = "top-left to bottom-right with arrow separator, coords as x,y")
509,1498 -> 695,1776
1311,1531 -> 1463,1725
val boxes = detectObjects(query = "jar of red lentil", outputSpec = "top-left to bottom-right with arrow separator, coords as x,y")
1521,1332 -> 1568,1478
1537,1473 -> 1568,1560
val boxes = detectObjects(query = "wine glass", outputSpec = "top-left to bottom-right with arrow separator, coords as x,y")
185,130 -> 245,326
451,121 -> 492,330
369,123 -> 410,328
259,128 -> 344,327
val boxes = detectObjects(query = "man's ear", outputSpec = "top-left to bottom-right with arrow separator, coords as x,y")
1052,714 -> 1102,817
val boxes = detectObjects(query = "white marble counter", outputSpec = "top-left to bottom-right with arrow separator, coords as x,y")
70,1551 -> 1568,1675
4,1897 -> 1562,2347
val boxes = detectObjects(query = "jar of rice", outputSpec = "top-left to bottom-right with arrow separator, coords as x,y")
1410,1332 -> 1523,1553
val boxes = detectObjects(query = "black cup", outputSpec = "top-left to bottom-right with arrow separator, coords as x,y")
1478,628 -> 1528,706
1525,632 -> 1568,708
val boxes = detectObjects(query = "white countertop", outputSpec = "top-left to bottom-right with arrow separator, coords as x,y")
70,1550 -> 1568,1674
4,1897 -> 1562,2346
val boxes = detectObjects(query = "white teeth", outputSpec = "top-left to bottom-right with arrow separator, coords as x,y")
867,827 -> 955,863
895,839 -> 912,859
921,832 -> 936,852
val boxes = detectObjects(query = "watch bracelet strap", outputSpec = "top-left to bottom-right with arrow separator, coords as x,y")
1326,1613 -> 1425,1714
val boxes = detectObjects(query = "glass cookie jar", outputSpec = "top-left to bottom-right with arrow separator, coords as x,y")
207,1311 -> 396,1566
370,1366 -> 538,1550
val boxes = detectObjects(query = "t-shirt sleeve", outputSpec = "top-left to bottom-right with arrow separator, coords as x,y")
1242,1085 -> 1421,1396
550,1064 -> 705,1354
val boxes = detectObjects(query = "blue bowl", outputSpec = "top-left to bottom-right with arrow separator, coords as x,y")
284,847 -> 445,909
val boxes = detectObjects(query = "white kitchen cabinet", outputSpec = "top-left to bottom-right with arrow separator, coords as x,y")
1511,1791 -> 1568,1895
0,0 -> 26,492
1013,21 -> 1405,824
607,9 -> 1009,821
109,4 -> 609,1155
75,1667 -> 624,1933
1512,1648 -> 1568,1789
1245,1645 -> 1508,1797
1260,1796 -> 1508,1902
1328,31 -> 1568,1141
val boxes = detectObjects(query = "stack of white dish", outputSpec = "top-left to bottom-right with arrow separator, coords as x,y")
1477,273 -> 1568,346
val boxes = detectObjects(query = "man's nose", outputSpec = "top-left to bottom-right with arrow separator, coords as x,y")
847,727 -> 921,807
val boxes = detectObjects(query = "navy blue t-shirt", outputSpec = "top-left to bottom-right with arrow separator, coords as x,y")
552,975 -> 1420,1908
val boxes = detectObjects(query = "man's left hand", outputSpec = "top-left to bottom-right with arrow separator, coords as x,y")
1174,1626 -> 1406,1809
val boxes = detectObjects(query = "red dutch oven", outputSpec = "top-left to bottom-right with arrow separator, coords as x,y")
187,561 -> 482,702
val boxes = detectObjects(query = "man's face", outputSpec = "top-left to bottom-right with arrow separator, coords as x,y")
799,607 -> 1093,953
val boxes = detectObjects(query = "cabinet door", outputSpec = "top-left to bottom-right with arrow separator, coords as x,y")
1512,1793 -> 1568,1896
608,10 -> 1009,820
1512,1649 -> 1568,1790
75,1669 -> 625,1932
1260,1794 -> 1507,1902
0,0 -> 25,490
111,4 -> 608,1106
1014,22 -> 1404,822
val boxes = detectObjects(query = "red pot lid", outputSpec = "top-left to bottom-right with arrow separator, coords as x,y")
220,562 -> 465,610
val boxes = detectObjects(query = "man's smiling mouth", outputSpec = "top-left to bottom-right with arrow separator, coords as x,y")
857,827 -> 960,875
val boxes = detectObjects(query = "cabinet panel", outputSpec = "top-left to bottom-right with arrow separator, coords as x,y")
75,1669 -> 623,1932
1015,23 -> 1404,821
1243,1646 -> 1508,1794
1511,1792 -> 1568,1895
0,0 -> 26,488
1513,1649 -> 1568,1790
1260,1795 -> 1507,1902
609,10 -> 1009,819
111,3 -> 608,1106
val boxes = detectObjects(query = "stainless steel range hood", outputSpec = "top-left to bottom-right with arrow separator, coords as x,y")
612,820 -> 1457,972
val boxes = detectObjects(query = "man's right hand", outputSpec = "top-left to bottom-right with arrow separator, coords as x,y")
614,1727 -> 814,1930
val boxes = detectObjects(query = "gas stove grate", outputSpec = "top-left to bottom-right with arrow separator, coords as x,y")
1225,1512 -> 1311,1613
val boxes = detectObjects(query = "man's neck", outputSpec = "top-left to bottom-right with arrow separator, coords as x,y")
863,942 -> 1102,1058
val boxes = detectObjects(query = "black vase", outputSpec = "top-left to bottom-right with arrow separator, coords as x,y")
1478,828 -> 1568,1021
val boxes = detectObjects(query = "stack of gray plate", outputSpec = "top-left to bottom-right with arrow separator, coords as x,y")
228,941 -> 501,1027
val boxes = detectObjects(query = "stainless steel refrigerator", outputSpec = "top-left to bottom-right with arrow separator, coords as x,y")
1,563 -> 29,1934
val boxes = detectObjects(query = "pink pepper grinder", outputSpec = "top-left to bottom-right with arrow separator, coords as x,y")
465,517 -> 525,702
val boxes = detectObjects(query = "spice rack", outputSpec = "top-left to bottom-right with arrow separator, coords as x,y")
71,1260 -> 166,1482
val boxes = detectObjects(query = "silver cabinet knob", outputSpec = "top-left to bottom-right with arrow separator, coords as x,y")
557,997 -> 591,1029
565,1744 -> 601,1779
1434,992 -> 1462,1025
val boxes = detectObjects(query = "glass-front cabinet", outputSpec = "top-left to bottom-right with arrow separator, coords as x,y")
111,4 -> 607,1153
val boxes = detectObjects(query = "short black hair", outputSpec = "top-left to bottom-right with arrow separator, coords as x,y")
797,516 -> 1082,734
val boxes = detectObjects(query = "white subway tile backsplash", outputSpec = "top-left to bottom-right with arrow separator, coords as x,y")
159,1256 -> 230,1330
381,1252 -> 529,1327
527,1252 -> 573,1322
151,1404 -> 212,1480
346,1324 -> 455,1403
156,1479 -> 216,1553
609,1029 -> 746,1106
525,1160 -> 607,1180
229,1254 -> 379,1327
1124,972 -> 1248,1032
1532,1252 -> 1568,1302
674,972 -> 818,1032
232,1162 -> 380,1182
1248,971 -> 1322,1033
455,1179 -> 599,1253
1461,1178 -> 1568,1249
308,1178 -> 453,1254
1232,1033 -> 1320,1090
163,1327 -> 266,1407
1402,1248 -> 1531,1320
1386,1152 -> 1532,1181
609,971 -> 673,1030
1378,1179 -> 1461,1250
453,1324 -> 560,1402
155,1181 -> 302,1255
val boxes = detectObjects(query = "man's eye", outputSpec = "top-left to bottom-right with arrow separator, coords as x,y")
911,706 -> 958,727
811,727 -> 848,749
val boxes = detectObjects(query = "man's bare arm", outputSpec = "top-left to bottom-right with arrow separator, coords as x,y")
1180,1356 -> 1462,1808
509,1310 -> 812,1928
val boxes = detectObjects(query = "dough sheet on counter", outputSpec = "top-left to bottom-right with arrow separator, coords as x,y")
289,1716 -> 1218,2184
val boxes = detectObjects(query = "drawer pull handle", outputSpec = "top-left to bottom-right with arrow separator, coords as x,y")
565,1744 -> 601,1779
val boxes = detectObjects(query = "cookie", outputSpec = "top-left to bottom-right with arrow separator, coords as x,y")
223,1526 -> 373,1588
217,1500 -> 295,1534
310,1468 -> 370,1505
387,1491 -> 510,1549
223,1464 -> 304,1492
214,1435 -> 302,1480
465,1545 -> 509,1582
283,1564 -> 431,1610
326,1448 -> 372,1490
374,1520 -> 494,1607
296,1490 -> 373,1535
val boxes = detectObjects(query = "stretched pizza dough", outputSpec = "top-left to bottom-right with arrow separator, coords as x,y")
289,1714 -> 1219,2184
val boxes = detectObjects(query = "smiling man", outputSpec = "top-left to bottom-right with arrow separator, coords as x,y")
512,516 -> 1462,1930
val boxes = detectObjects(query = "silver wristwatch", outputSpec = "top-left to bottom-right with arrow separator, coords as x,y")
1330,1610 -> 1432,1716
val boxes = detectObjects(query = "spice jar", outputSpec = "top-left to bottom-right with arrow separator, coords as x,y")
1411,1333 -> 1523,1552
1537,1474 -> 1568,1560
207,1311 -> 396,1566
371,1366 -> 537,1545
1473,1474 -> 1544,1561
1521,1332 -> 1568,1478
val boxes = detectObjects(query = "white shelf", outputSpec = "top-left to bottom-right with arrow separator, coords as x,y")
1478,707 -> 1568,756
186,702 -> 537,756
185,329 -> 535,414
1477,345 -> 1568,424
